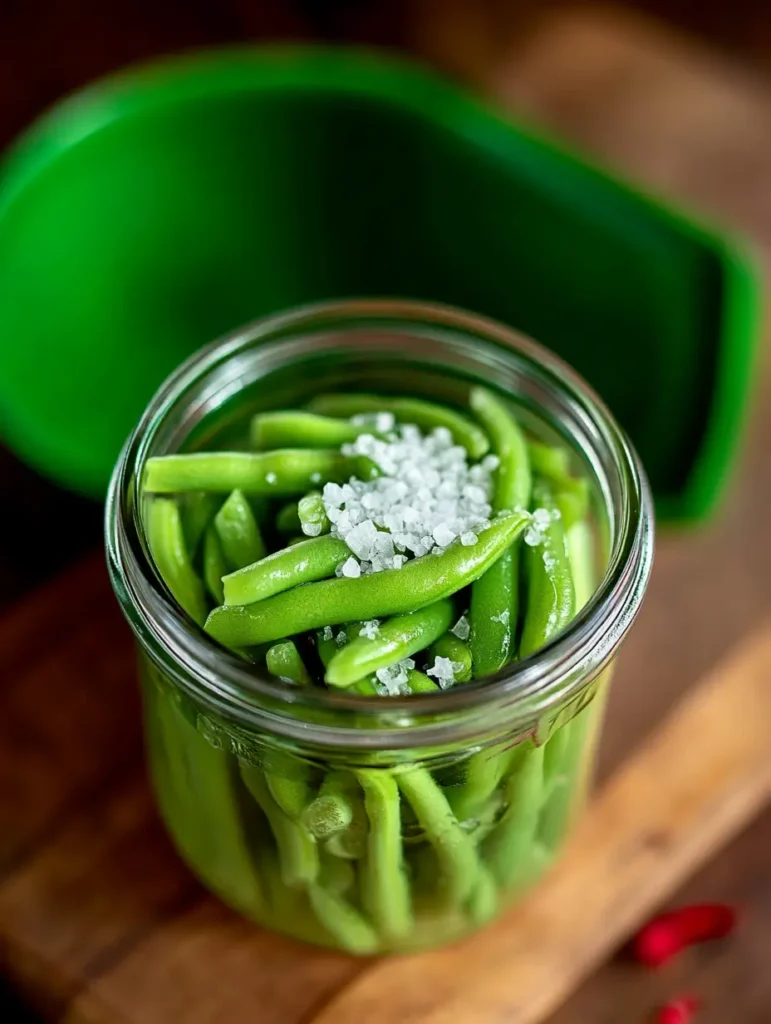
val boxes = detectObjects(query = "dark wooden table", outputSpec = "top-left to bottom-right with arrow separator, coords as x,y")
1,3 -> 770,1022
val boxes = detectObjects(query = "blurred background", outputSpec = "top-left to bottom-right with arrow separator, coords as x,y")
1,0 -> 769,610
1,2 -> 769,1022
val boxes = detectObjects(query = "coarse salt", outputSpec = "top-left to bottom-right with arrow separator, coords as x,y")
322,421 -> 495,575
426,656 -> 463,689
451,613 -> 470,641
359,620 -> 380,640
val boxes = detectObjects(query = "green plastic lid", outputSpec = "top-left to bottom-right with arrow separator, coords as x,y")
0,48 -> 760,522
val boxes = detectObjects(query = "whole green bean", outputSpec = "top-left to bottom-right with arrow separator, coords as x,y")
308,392 -> 490,458
181,492 -> 221,555
520,481 -> 576,658
265,640 -> 313,686
469,386 -> 532,677
427,632 -> 472,682
356,769 -> 413,943
308,883 -> 379,955
396,766 -> 483,906
206,513 -> 529,649
298,491 -> 331,537
214,489 -> 266,571
240,762 -> 318,888
326,600 -> 453,687
222,534 -> 350,607
483,742 -> 545,888
149,678 -> 265,913
202,523 -> 227,604
143,450 -> 380,496
252,410 -> 385,450
537,516 -> 597,851
145,497 -> 207,626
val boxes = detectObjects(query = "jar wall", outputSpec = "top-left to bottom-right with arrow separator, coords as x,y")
140,647 -> 613,953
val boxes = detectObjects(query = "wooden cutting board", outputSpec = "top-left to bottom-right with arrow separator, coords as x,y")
2,8 -> 771,1024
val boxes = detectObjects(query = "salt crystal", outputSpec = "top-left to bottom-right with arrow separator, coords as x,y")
322,626 -> 334,641
302,522 -> 322,537
265,472 -> 277,485
451,614 -> 470,641
310,472 -> 322,483
359,620 -> 380,640
336,630 -> 348,647
481,454 -> 500,472
426,656 -> 462,689
433,522 -> 456,547
341,556 -> 361,579
460,531 -> 478,546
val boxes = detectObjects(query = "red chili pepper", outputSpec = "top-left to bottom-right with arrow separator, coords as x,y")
634,904 -> 737,967
653,995 -> 701,1023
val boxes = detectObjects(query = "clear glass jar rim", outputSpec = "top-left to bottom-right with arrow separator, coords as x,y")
106,298 -> 654,750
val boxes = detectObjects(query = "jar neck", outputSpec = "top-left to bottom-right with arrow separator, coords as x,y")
106,299 -> 653,751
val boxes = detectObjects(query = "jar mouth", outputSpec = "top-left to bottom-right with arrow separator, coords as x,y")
106,298 -> 654,750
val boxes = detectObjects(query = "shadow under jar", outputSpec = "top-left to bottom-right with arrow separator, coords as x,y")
106,299 -> 653,954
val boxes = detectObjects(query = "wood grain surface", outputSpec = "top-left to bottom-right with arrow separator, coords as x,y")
1,5 -> 770,1024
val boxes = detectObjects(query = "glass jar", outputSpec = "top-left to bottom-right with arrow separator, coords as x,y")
106,299 -> 653,954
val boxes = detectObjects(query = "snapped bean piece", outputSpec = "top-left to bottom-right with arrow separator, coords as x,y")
206,513 -> 529,649
143,450 -> 380,497
222,535 -> 351,607
302,771 -> 356,839
520,480 -> 576,658
265,640 -> 312,686
298,491 -> 331,537
145,497 -> 207,626
469,386 -> 532,678
252,410 -> 386,450
214,489 -> 266,571
325,600 -> 454,688
308,392 -> 490,459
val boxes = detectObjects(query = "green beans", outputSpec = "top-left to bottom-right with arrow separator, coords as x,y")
240,762 -> 318,888
298,491 -> 330,537
356,769 -> 413,942
139,381 -> 607,954
469,387 -> 532,677
396,766 -> 482,906
252,410 -> 384,450
265,641 -> 312,686
202,524 -> 227,604
214,489 -> 266,571
222,535 -> 350,607
206,514 -> 529,649
520,480 -> 576,658
308,392 -> 490,459
326,600 -> 453,687
144,450 -> 379,496
145,497 -> 207,625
